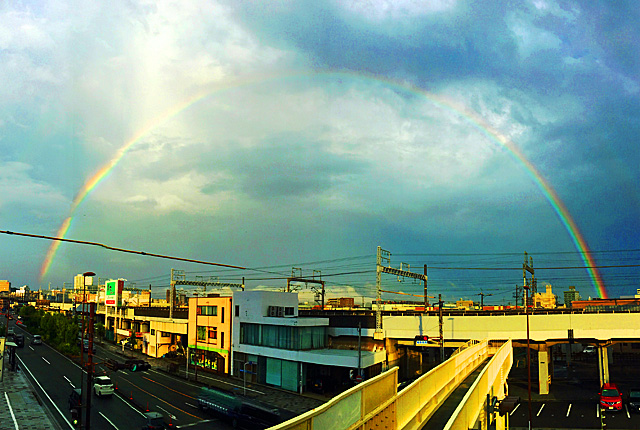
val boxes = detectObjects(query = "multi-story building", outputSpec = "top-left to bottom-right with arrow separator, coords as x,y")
187,294 -> 233,374
232,290 -> 386,393
534,285 -> 557,309
563,286 -> 580,308
0,280 -> 10,294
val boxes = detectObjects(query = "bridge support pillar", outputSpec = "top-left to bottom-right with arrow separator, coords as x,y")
598,345 -> 610,387
537,344 -> 550,395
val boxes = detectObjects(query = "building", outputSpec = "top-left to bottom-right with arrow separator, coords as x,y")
73,273 -> 94,291
232,290 -> 385,393
534,284 -> 557,309
563,286 -> 580,308
456,299 -> 474,310
327,297 -> 355,308
187,294 -> 233,374
0,280 -> 10,294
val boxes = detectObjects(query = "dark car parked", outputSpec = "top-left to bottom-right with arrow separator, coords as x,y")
629,389 -> 640,413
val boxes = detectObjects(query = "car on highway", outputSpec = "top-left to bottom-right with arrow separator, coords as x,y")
629,388 -> 640,413
599,383 -> 623,411
31,335 -> 42,345
141,411 -> 166,430
14,334 -> 24,348
68,388 -> 82,410
93,376 -> 114,397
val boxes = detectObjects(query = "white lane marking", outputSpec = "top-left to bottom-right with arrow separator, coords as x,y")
509,403 -> 520,416
156,405 -> 177,420
42,357 -> 51,365
537,404 -> 545,416
4,392 -> 20,430
114,392 -> 147,417
596,405 -> 600,417
16,355 -> 74,429
185,402 -> 198,409
64,376 -> 76,388
29,346 -> 34,351
625,404 -> 630,419
99,411 -> 120,429
176,420 -> 217,429
566,403 -> 572,417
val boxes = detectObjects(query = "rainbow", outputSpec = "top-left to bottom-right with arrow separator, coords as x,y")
39,70 -> 607,298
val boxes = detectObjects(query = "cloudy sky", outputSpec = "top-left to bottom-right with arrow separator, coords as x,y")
1,0 -> 638,304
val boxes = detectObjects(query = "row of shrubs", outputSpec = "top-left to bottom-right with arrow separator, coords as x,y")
18,305 -> 105,355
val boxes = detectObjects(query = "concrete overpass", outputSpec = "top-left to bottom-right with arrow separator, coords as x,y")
270,339 -> 514,430
384,311 -> 640,393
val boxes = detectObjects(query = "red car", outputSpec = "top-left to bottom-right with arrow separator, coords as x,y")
600,383 -> 623,411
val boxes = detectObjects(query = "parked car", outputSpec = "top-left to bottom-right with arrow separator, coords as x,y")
31,335 -> 42,345
629,388 -> 640,413
94,376 -> 114,397
582,345 -> 597,354
599,383 -> 623,411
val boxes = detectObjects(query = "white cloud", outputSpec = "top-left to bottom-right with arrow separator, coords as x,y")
340,0 -> 457,20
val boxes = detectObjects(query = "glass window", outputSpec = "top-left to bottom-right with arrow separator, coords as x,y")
209,327 -> 217,340
197,326 -> 207,341
235,305 -> 239,317
197,306 -> 218,316
285,307 -> 294,316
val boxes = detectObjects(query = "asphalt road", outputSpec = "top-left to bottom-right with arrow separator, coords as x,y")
12,321 -> 235,430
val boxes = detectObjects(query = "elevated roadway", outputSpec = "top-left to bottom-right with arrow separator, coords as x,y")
271,339 -> 514,430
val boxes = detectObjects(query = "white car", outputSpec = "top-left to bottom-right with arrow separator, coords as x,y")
582,345 -> 597,354
94,376 -> 114,397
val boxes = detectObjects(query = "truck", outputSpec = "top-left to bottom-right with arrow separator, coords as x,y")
197,387 -> 284,429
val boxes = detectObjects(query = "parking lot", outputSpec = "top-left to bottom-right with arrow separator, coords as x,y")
508,349 -> 640,429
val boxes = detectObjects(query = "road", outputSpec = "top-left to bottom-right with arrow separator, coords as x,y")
12,321 -> 235,429
509,399 -> 639,429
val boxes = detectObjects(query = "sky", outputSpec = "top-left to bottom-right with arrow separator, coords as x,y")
1,0 -> 638,305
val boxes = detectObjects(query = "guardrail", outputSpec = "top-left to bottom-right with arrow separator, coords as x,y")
443,339 -> 513,430
268,339 -> 499,430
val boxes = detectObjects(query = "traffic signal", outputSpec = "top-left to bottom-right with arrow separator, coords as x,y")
70,408 -> 80,428
414,335 -> 429,346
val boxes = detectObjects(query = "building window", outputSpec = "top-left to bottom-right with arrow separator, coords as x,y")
161,332 -> 170,337
221,307 -> 224,324
285,307 -> 294,316
239,323 -> 326,350
197,305 -> 218,316
235,305 -> 239,317
150,329 -> 155,335
197,326 -> 207,341
221,332 -> 224,349
209,327 -> 217,340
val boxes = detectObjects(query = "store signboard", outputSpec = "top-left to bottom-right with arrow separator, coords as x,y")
105,279 -> 124,307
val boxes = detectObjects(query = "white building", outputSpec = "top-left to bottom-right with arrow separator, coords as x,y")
232,290 -> 385,393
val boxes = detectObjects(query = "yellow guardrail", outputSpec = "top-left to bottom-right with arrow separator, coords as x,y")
269,339 -> 497,430
443,339 -> 513,430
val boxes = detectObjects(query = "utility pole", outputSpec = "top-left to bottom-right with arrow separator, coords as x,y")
523,252 -> 534,430
438,294 -> 444,363
375,246 -> 427,341
85,302 -> 95,429
423,264 -> 428,309
478,291 -> 493,310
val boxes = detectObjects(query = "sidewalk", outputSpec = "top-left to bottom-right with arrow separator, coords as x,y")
0,361 -> 62,430
100,342 -> 326,416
